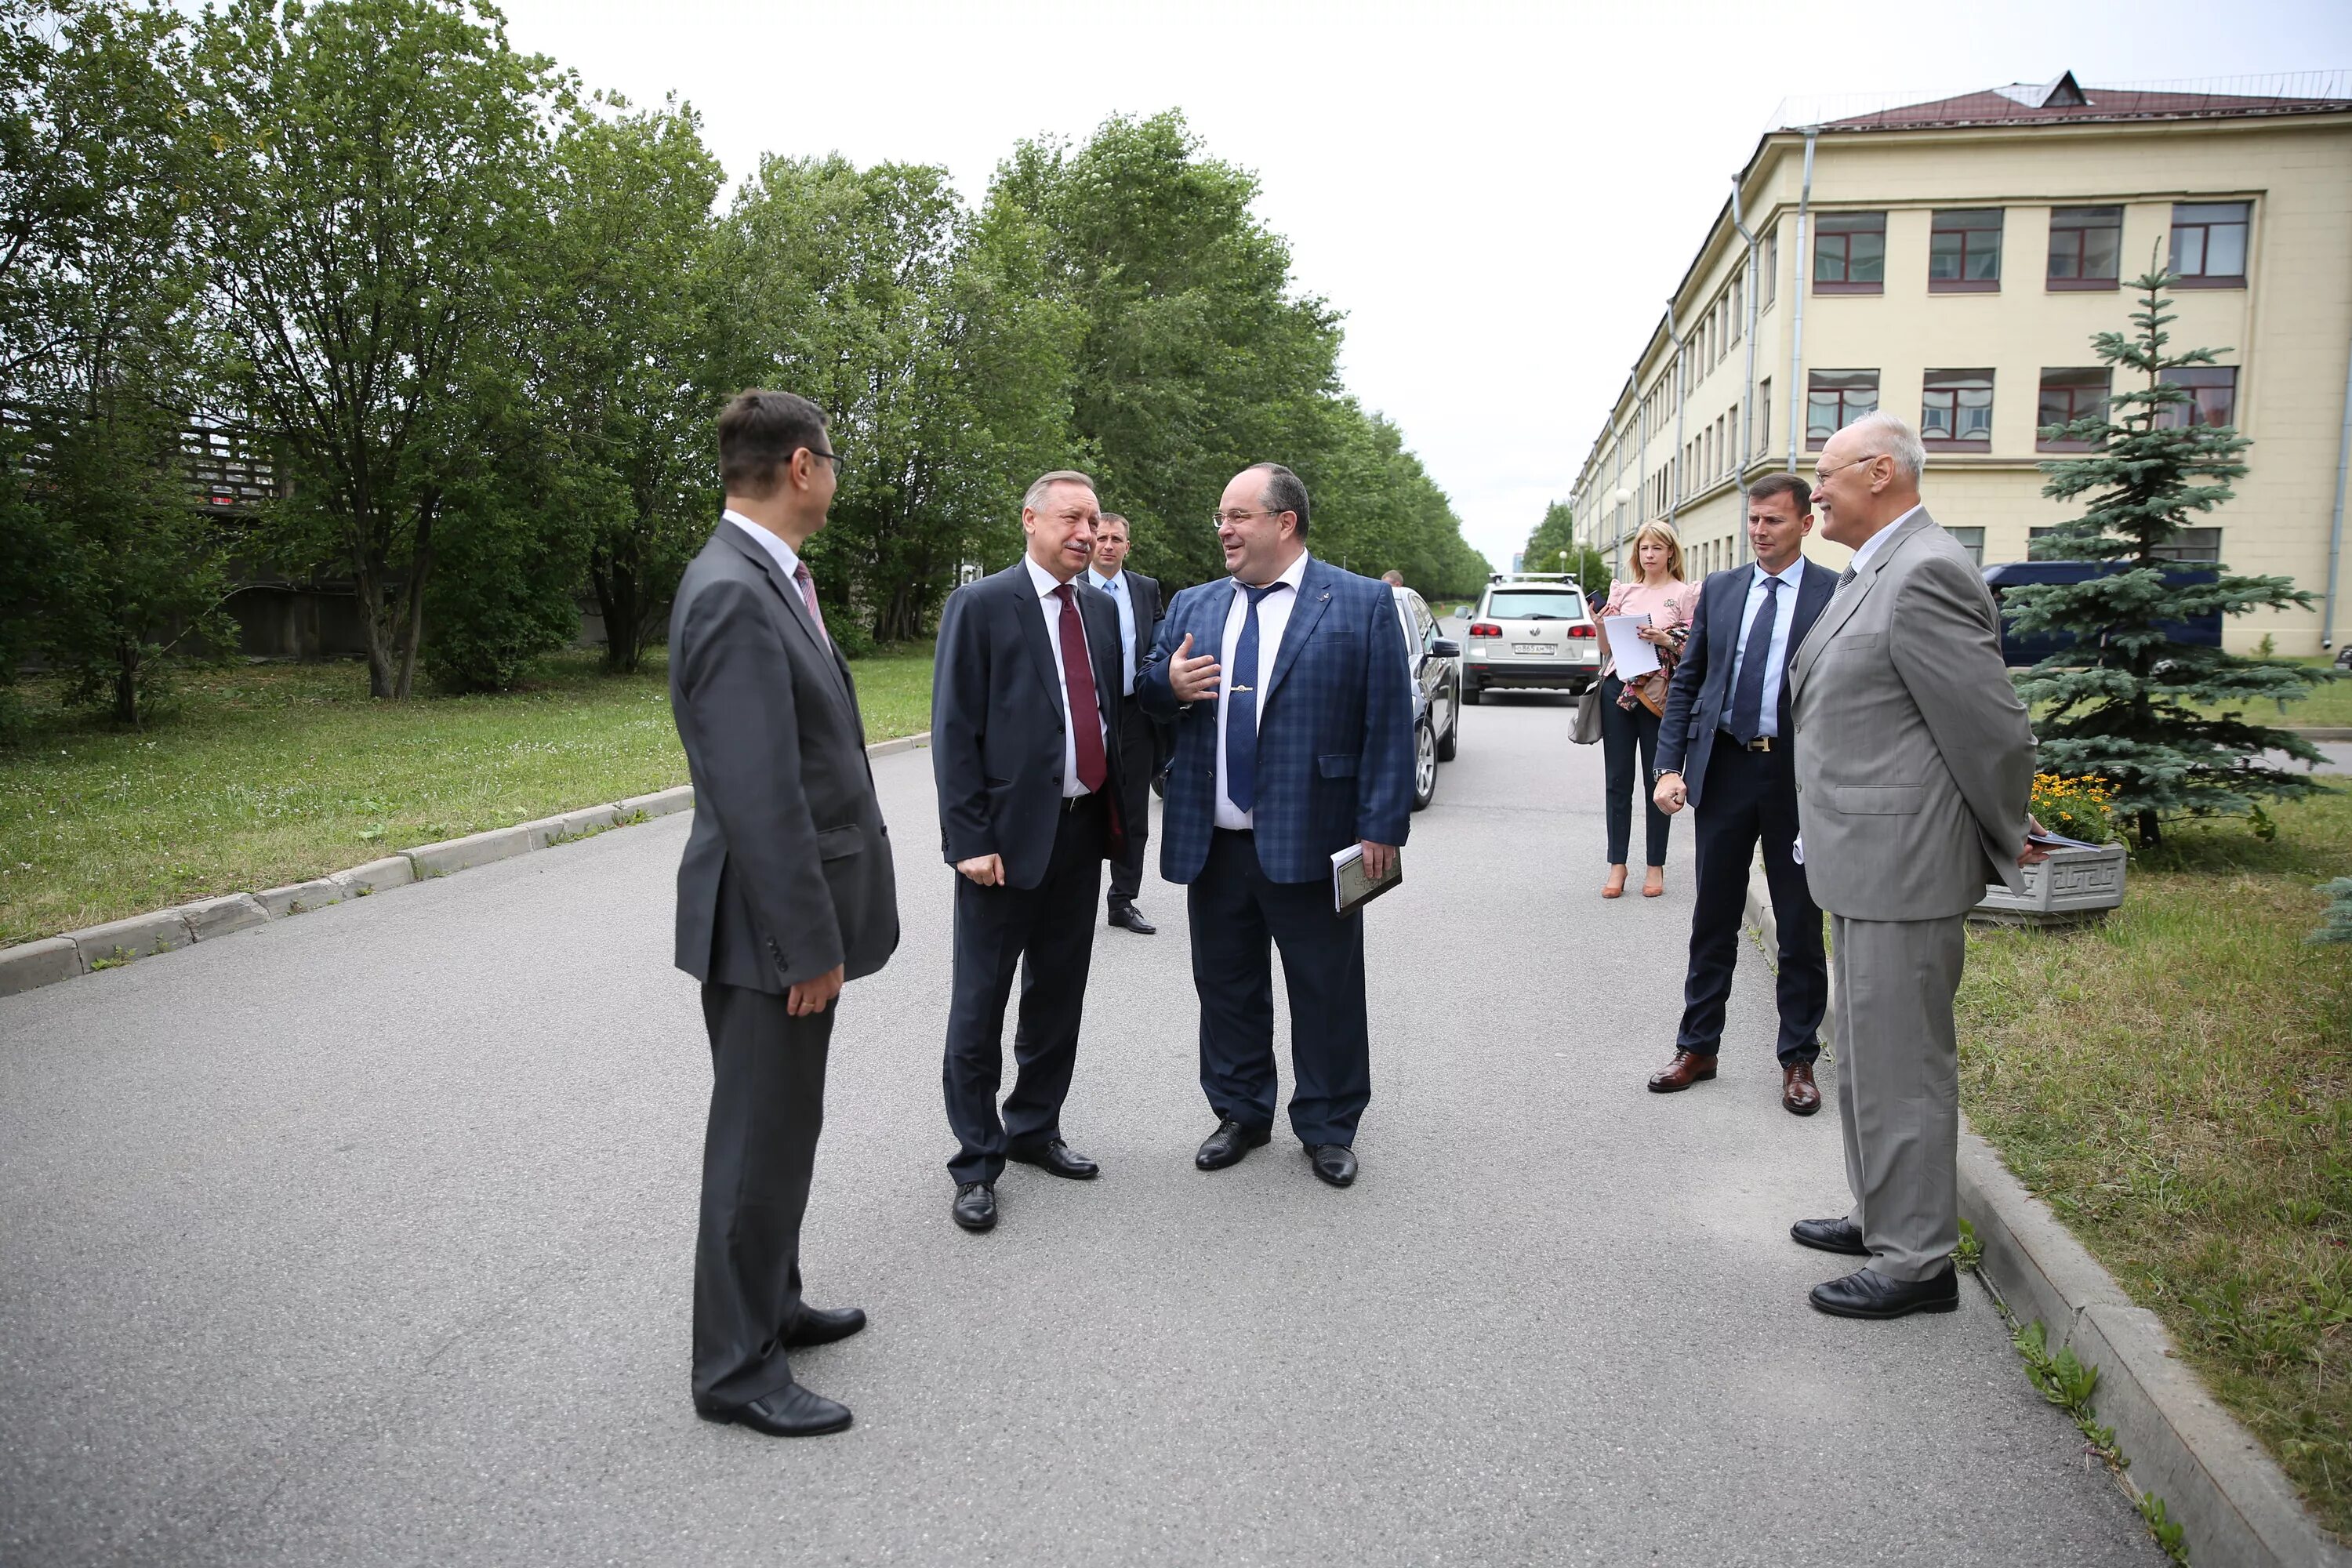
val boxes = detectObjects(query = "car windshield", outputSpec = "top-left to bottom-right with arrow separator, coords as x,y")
1484,590 -> 1585,621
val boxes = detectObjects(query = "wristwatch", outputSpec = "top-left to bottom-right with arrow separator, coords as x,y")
1651,768 -> 1682,784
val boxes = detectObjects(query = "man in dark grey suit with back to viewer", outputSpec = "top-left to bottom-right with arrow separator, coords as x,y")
1648,473 -> 1837,1115
669,389 -> 900,1437
931,471 -> 1127,1233
1784,411 -> 2043,1320
1087,511 -> 1165,935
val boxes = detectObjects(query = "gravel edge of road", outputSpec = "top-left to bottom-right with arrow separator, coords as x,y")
0,732 -> 935,1001
1744,862 -> 2352,1568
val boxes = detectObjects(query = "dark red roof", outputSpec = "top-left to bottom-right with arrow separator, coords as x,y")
1821,74 -> 2350,132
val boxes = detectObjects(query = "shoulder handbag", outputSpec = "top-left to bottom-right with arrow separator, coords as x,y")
1572,681 -> 1605,744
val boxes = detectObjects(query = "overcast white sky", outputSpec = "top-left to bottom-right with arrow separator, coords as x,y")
493,0 -> 2350,572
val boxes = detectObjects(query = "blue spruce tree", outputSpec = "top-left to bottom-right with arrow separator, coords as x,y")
2001,263 -> 2329,848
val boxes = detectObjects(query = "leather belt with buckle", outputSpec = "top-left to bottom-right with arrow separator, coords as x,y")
1719,731 -> 1776,753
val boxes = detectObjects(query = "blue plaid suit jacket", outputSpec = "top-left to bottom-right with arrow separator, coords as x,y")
1138,555 -> 1415,884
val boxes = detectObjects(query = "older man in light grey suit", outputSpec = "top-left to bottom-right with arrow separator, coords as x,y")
1784,411 -> 2043,1320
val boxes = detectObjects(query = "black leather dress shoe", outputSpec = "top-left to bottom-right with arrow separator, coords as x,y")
1195,1118 -> 1272,1171
1305,1144 -> 1357,1188
783,1303 -> 866,1348
699,1381 -> 851,1437
952,1181 -> 997,1232
1108,904 -> 1157,935
1809,1264 -> 1960,1319
1790,1216 -> 1870,1256
1006,1138 -> 1099,1180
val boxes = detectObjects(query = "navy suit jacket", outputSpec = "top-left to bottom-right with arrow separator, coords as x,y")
931,562 -> 1129,890
1656,557 -> 1838,809
1138,555 -> 1414,884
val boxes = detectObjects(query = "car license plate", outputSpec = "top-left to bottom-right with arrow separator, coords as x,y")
1512,643 -> 1553,656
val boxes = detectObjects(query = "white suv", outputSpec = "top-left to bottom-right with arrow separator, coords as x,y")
1462,575 -> 1600,702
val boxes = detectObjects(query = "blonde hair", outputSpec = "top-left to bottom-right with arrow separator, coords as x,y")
1630,521 -> 1687,583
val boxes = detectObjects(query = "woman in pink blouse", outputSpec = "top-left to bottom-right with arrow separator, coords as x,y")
1595,522 -> 1691,899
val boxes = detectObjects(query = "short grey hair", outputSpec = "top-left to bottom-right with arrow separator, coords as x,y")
1842,411 -> 1926,483
1023,469 -> 1097,513
1247,462 -> 1310,537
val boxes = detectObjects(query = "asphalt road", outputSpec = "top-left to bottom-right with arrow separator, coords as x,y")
1,691 -> 2161,1566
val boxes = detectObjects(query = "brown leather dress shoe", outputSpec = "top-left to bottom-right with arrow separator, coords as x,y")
1782,1061 -> 1822,1116
1646,1050 -> 1718,1092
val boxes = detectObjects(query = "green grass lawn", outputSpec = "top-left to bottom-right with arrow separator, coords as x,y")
0,645 -> 935,947
1958,788 -> 2352,1541
2216,656 -> 2351,730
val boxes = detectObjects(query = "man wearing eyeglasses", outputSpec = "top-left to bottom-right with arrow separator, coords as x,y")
1782,411 -> 2042,1322
1138,463 -> 1415,1189
669,389 -> 899,1437
931,470 -> 1128,1235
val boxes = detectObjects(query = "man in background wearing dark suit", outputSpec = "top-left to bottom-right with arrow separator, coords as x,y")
931,470 -> 1127,1233
1087,511 -> 1165,935
1138,463 -> 1414,1189
669,389 -> 900,1439
1647,473 -> 1837,1116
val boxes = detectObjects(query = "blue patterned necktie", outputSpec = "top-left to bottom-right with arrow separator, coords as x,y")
1223,582 -> 1290,815
1726,576 -> 1780,745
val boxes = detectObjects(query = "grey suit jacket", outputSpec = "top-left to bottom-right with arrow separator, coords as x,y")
1788,509 -> 2034,921
669,524 -> 899,993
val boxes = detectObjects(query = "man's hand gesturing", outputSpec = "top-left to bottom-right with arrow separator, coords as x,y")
1167,633 -> 1221,702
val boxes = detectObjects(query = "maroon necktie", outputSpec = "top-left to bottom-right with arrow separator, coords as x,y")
1053,584 -> 1109,793
793,561 -> 827,643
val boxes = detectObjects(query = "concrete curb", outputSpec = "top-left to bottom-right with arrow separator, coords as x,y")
0,731 -> 933,1000
1744,869 -> 2350,1568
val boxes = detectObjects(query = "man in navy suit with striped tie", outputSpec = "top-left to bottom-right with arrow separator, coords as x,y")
1646,473 -> 1838,1115
1138,463 -> 1415,1188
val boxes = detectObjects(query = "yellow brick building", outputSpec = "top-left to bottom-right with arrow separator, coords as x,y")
1568,72 -> 2352,655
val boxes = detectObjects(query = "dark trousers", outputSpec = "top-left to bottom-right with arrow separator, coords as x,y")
942,792 -> 1105,1185
1675,739 -> 1826,1065
1106,696 -> 1155,912
694,981 -> 833,1413
1185,828 -> 1372,1147
1600,673 -> 1670,866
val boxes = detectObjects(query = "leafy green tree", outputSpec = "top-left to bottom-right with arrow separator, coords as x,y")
987,112 -> 1344,590
188,0 -> 566,699
36,397 -> 238,724
1520,499 -> 1608,594
2002,266 -> 2326,848
535,95 -> 723,673
715,154 -> 1077,643
5,1 -> 236,727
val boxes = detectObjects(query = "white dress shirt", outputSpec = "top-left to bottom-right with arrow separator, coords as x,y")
1087,567 -> 1138,696
1846,503 -> 1922,578
1212,550 -> 1311,831
1024,554 -> 1109,798
1726,556 -> 1806,739
722,508 -> 805,590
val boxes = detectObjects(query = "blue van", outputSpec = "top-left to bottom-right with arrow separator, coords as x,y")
1980,561 -> 2221,669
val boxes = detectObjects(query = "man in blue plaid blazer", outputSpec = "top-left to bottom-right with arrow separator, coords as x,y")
1138,463 -> 1415,1189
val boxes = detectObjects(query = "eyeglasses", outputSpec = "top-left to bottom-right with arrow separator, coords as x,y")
1812,452 -> 1883,485
803,447 -> 843,476
1210,508 -> 1288,529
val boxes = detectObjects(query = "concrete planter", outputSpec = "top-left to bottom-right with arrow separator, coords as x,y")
1973,841 -> 2128,927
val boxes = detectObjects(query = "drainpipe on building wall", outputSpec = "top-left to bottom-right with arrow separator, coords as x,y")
1784,125 -> 1818,472
1731,175 -> 1762,567
2326,332 -> 2352,652
1665,303 -> 1687,525
1610,427 -> 1627,579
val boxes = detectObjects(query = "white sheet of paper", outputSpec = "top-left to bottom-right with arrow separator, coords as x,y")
1604,615 -> 1660,677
